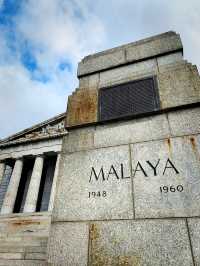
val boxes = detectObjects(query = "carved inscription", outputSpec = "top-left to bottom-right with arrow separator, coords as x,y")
160,185 -> 184,193
89,164 -> 130,183
89,158 -> 179,183
88,158 -> 181,199
88,191 -> 107,198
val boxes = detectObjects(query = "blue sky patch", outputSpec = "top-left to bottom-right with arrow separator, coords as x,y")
0,0 -> 21,26
21,47 -> 38,72
59,61 -> 72,72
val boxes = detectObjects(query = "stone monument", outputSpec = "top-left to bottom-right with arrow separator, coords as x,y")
47,31 -> 200,265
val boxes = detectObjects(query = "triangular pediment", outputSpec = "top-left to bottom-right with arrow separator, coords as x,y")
0,113 -> 67,147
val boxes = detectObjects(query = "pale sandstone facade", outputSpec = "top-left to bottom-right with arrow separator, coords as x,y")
0,31 -> 200,265
0,113 -> 67,265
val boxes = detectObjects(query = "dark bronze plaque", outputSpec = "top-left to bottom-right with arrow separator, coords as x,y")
98,77 -> 160,121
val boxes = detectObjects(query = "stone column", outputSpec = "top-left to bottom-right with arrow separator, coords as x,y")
24,155 -> 44,213
48,153 -> 61,211
0,161 -> 6,185
1,158 -> 23,214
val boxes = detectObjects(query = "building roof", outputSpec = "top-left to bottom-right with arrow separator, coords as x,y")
0,112 -> 68,148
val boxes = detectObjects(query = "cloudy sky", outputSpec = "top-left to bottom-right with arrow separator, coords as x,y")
0,0 -> 200,139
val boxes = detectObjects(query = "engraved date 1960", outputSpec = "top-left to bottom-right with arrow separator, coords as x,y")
88,191 -> 107,198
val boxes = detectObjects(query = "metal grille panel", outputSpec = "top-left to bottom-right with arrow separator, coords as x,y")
99,77 -> 160,121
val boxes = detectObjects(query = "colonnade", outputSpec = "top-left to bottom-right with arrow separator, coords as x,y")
0,153 -> 60,215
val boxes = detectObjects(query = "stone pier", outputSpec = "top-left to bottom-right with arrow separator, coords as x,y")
47,32 -> 200,265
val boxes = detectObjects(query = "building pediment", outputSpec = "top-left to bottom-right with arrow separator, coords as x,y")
0,113 -> 67,147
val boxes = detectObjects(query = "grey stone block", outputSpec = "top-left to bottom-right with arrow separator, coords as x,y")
62,126 -> 95,153
53,145 -> 133,221
99,59 -> 157,88
0,260 -> 47,266
78,32 -> 182,77
25,252 -> 46,260
188,218 -> 200,266
25,246 -> 47,253
126,33 -> 182,62
157,52 -> 183,67
79,73 -> 100,89
89,219 -> 193,266
94,114 -> 170,148
78,49 -> 125,77
131,135 -> 200,218
0,247 -> 24,253
168,107 -> 200,136
0,237 -> 47,247
0,252 -> 24,259
47,222 -> 88,266
158,62 -> 200,109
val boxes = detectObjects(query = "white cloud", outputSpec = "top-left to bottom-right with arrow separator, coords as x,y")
0,63 -> 67,138
16,0 -> 106,67
0,0 -> 107,138
0,0 -> 200,138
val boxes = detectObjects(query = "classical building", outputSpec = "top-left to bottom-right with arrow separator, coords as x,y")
0,113 -> 67,265
0,31 -> 200,265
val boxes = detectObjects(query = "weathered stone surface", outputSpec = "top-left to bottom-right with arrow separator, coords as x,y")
62,126 -> 95,153
78,49 -> 125,77
78,31 -> 182,77
94,114 -> 170,148
188,218 -> 200,266
0,214 -> 49,265
53,145 -> 133,221
168,107 -> 200,137
25,252 -> 46,260
157,52 -> 183,67
131,135 -> 200,218
0,213 -> 50,236
0,252 -> 23,259
68,32 -> 199,128
89,219 -> 193,266
0,247 -> 24,253
66,88 -> 98,127
47,222 -> 88,266
126,32 -> 182,63
25,247 -> 47,253
79,73 -> 100,90
0,237 -> 47,247
0,260 -> 47,266
158,62 -> 200,109
99,59 -> 157,88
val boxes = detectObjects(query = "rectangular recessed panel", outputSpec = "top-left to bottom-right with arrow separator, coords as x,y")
99,77 -> 160,121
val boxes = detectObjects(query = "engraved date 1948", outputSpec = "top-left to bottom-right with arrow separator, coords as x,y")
88,191 -> 107,198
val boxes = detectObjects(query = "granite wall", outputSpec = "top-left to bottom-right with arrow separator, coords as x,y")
47,106 -> 200,265
47,32 -> 200,265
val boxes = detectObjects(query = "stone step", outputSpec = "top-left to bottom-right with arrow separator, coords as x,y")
0,247 -> 25,253
25,253 -> 46,260
0,253 -> 24,260
0,214 -> 50,265
25,247 -> 47,253
0,260 -> 47,266
0,246 -> 47,253
0,239 -> 47,248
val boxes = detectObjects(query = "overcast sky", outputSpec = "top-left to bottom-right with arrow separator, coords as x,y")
0,0 -> 199,139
